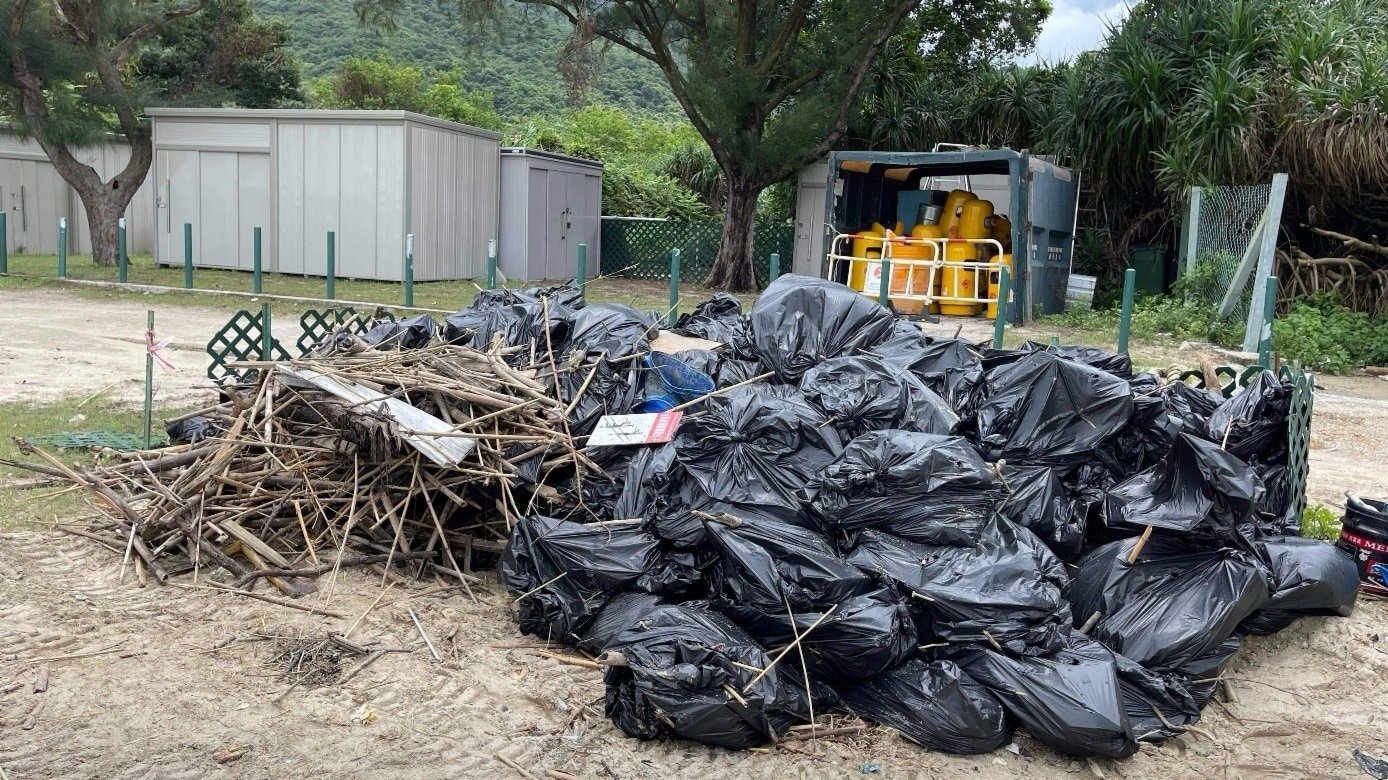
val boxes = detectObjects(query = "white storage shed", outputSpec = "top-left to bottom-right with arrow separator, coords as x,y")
497,148 -> 602,281
0,134 -> 155,255
146,108 -> 502,281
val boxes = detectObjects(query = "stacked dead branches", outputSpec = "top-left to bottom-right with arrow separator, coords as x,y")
1283,225 -> 1388,316
3,344 -> 608,596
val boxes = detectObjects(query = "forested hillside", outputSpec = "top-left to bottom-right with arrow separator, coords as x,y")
254,0 -> 678,118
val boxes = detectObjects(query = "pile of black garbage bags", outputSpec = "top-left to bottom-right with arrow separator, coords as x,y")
440,274 -> 1359,758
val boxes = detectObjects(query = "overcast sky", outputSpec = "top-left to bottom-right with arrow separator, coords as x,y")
1017,0 -> 1132,64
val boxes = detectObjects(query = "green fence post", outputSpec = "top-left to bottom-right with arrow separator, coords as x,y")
668,249 -> 681,327
769,252 -> 780,283
325,230 -> 336,300
143,310 -> 155,448
1117,267 -> 1137,355
1259,275 -> 1279,368
877,256 -> 892,309
404,233 -> 415,307
993,267 -> 1010,349
58,217 -> 68,279
182,222 -> 193,289
252,227 -> 263,294
487,238 -> 497,289
261,302 -> 273,362
0,212 -> 7,274
117,217 -> 128,284
577,242 -> 588,294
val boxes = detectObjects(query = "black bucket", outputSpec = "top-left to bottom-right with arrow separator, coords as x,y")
1337,495 -> 1388,596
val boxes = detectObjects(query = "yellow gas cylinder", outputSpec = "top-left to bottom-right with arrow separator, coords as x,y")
849,223 -> 887,291
941,190 -> 976,238
986,253 -> 1014,319
959,199 -> 994,239
991,214 -> 1012,252
940,241 -> 982,316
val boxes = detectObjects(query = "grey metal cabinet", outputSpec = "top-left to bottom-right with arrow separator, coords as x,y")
498,148 -> 602,282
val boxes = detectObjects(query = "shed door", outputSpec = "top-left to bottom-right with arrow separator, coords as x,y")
158,150 -> 200,265
794,180 -> 827,276
545,171 -> 570,280
526,167 -> 548,281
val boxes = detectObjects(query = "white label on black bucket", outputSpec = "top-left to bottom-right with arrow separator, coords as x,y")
588,412 -> 684,447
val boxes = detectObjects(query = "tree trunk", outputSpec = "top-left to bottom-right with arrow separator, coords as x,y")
78,192 -> 128,266
704,178 -> 766,292
52,140 -> 149,266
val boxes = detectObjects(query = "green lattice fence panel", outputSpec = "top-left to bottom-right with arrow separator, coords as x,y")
1281,365 -> 1315,522
206,310 -> 292,382
27,431 -> 158,451
600,217 -> 794,286
296,307 -> 395,355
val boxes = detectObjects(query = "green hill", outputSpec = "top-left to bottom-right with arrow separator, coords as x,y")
254,0 -> 679,118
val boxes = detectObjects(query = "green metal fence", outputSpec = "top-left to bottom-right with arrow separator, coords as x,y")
600,217 -> 794,286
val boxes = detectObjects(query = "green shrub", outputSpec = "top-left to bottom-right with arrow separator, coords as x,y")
1301,503 -> 1341,541
1272,292 -> 1388,374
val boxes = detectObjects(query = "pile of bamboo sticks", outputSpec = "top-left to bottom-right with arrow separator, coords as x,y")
5,343 -> 607,597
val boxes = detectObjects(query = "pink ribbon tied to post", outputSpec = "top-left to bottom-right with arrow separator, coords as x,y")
145,327 -> 176,371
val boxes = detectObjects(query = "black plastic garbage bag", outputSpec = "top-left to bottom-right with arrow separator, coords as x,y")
1095,388 -> 1184,481
360,313 -> 438,350
715,358 -> 767,388
578,592 -> 668,655
812,431 -> 1000,546
165,415 -> 217,444
1162,380 -> 1224,435
997,465 -> 1086,562
518,282 -> 585,310
704,516 -> 875,610
1180,635 -> 1241,707
1240,536 -> 1359,634
1062,634 -> 1201,743
974,352 -> 1134,466
950,641 -> 1136,758
1103,432 -> 1266,535
549,359 -> 642,437
1206,370 -> 1292,463
750,274 -> 895,381
872,334 -> 984,413
798,356 -> 958,440
674,293 -> 755,359
717,587 -> 917,682
1068,535 -> 1270,673
501,515 -> 676,642
567,303 -> 656,359
847,520 -> 1072,655
603,603 -> 806,748
673,391 -> 841,511
671,349 -> 723,382
837,659 -> 1011,754
1020,341 -> 1134,379
443,299 -> 572,356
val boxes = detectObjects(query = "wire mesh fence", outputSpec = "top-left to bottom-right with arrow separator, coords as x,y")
1189,183 -> 1272,323
600,217 -> 794,287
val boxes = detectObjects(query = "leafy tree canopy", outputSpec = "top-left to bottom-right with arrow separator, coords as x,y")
310,51 -> 503,130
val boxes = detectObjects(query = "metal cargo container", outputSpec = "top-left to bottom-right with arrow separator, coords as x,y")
147,108 -> 501,281
794,148 -> 1079,322
0,134 -> 155,256
498,148 -> 602,281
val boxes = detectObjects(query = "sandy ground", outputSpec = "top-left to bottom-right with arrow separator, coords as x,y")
1,290 -> 1387,780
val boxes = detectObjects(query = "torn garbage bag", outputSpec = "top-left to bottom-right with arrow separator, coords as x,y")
602,603 -> 806,748
997,464 -> 1086,562
846,520 -> 1072,655
1061,633 -> 1202,742
501,516 -> 679,642
750,275 -> 895,381
949,642 -> 1137,759
673,391 -> 841,511
974,351 -> 1133,466
812,431 -> 1000,546
1205,370 -> 1292,463
798,356 -> 958,439
716,587 -> 917,682
1068,535 -> 1270,673
1103,432 -> 1266,536
1240,536 -> 1359,634
837,659 -> 1010,753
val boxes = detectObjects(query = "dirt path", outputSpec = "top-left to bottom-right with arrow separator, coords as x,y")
0,288 -> 302,407
1,289 -> 1386,779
